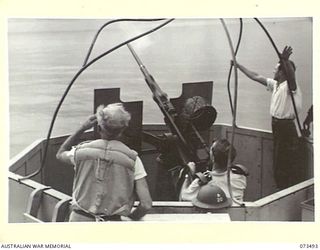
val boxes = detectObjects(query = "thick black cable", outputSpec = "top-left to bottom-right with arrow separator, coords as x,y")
227,18 -> 243,118
254,18 -> 281,57
83,18 -> 166,66
18,18 -> 175,181
254,18 -> 303,136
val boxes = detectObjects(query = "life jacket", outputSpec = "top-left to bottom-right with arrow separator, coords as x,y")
72,139 -> 137,216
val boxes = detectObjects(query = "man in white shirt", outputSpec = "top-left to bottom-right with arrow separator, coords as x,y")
234,46 -> 302,189
180,139 -> 247,206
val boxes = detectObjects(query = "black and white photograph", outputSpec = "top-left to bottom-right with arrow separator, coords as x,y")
2,0 -> 320,247
7,17 -> 314,224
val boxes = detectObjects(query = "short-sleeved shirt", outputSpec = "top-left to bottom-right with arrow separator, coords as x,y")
181,169 -> 247,205
266,78 -> 302,119
66,147 -> 147,180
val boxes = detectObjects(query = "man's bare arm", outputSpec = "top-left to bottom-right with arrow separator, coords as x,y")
56,115 -> 97,164
128,177 -> 152,220
280,46 -> 297,91
233,61 -> 268,86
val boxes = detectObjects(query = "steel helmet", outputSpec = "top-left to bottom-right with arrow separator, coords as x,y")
192,183 -> 232,209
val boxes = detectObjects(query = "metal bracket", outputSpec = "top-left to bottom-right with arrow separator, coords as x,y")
51,198 -> 72,222
25,186 -> 51,219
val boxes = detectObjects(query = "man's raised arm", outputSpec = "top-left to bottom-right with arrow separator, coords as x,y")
233,60 -> 268,86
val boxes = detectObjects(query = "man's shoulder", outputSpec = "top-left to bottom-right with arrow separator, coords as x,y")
267,78 -> 277,85
265,78 -> 276,92
109,140 -> 138,159
76,139 -> 98,148
231,164 -> 249,177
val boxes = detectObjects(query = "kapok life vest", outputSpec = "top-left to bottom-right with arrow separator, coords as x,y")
72,139 -> 137,216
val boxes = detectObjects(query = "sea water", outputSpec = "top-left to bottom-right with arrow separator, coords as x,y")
8,18 -> 313,157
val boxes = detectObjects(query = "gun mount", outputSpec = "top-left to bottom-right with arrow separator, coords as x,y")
127,43 -> 217,197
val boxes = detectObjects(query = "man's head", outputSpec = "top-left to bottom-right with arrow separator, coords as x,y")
273,60 -> 296,82
96,103 -> 131,139
210,139 -> 236,170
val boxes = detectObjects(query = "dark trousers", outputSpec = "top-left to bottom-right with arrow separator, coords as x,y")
272,117 -> 300,189
69,209 -> 121,222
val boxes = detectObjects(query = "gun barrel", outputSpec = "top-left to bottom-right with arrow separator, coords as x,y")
127,43 -> 144,70
127,43 -> 153,82
127,43 -> 170,101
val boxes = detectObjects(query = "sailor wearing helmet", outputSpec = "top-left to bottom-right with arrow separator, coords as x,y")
180,139 -> 248,205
